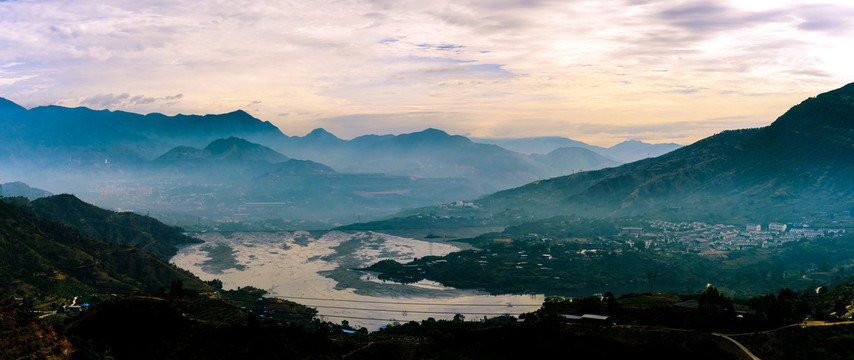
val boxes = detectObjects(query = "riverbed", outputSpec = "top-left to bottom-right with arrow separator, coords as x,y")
170,230 -> 544,330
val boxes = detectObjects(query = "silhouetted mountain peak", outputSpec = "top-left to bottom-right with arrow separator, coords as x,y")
417,128 -> 450,137
226,109 -> 251,117
0,182 -> 53,200
203,137 -> 289,163
0,97 -> 26,113
398,128 -> 468,145
766,82 -> 854,133
304,128 -> 341,141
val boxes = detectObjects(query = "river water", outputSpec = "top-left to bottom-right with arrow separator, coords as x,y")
170,231 -> 544,330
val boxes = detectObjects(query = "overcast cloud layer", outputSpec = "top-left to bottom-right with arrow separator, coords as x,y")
1,0 -> 852,145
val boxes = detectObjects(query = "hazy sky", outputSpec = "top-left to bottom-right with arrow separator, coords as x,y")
1,0 -> 852,146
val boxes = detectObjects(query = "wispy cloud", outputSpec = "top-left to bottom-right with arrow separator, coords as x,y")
79,93 -> 183,110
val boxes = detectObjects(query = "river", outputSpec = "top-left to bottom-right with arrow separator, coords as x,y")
170,230 -> 544,330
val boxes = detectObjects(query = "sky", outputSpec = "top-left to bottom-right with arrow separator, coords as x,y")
1,0 -> 853,146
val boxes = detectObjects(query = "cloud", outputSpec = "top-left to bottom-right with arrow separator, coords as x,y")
79,93 -> 183,109
0,74 -> 34,86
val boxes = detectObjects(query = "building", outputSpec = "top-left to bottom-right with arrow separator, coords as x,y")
746,224 -> 761,232
620,227 -> 644,237
768,223 -> 787,232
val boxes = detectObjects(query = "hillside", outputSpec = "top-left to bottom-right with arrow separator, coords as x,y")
16,194 -> 201,259
468,83 -> 854,222
0,297 -> 72,360
0,199 -> 205,305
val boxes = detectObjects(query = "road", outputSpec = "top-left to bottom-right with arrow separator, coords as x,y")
712,332 -> 761,360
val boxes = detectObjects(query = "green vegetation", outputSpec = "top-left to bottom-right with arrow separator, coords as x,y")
30,283 -> 854,359
197,244 -> 246,274
0,198 -> 206,311
0,297 -> 71,360
366,215 -> 854,298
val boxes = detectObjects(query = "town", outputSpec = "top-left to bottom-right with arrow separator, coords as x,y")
633,219 -> 847,254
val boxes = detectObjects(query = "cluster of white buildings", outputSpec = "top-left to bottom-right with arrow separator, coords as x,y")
645,220 -> 846,253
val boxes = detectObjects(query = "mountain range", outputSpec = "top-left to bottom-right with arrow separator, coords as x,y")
0,97 -> 677,226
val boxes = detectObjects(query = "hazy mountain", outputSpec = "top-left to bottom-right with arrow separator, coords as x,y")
146,137 -> 483,225
472,136 -> 682,163
272,128 -> 623,192
0,199 -> 204,301
155,137 -> 289,166
471,136 -> 602,155
465,83 -> 854,222
529,147 -> 622,177
602,139 -> 683,163
0,181 -> 52,200
276,128 -> 538,189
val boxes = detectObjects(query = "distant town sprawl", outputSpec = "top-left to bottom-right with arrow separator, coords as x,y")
632,219 -> 847,254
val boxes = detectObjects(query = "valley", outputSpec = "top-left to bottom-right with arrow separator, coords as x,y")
1,83 -> 854,359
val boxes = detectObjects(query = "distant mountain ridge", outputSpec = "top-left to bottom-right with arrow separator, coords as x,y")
472,136 -> 682,163
0,181 -> 52,200
272,127 -> 623,192
0,102 -> 288,168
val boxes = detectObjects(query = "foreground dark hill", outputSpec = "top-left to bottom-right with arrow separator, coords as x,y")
12,194 -> 201,259
0,199 -> 204,304
452,83 -> 854,222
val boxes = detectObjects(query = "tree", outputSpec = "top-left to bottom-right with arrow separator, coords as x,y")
453,313 -> 465,322
698,285 -> 734,326
646,268 -> 659,293
206,278 -> 223,290
834,300 -> 848,319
